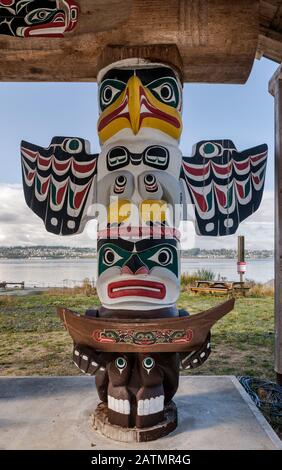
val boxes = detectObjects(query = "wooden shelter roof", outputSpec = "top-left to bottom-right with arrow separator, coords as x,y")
259,0 -> 282,62
0,1 -> 281,84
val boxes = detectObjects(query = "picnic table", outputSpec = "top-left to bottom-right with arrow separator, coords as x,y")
190,280 -> 250,296
0,281 -> 25,290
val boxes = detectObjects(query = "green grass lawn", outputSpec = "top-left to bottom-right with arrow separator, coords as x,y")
0,290 -> 275,380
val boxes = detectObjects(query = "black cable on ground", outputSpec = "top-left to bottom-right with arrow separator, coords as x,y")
238,376 -> 282,426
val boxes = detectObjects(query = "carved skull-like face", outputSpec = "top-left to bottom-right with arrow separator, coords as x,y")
95,352 -> 179,429
96,237 -> 180,310
96,140 -> 183,229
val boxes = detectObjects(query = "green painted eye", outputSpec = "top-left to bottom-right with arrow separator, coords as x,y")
147,77 -> 180,109
25,8 -> 55,25
115,357 -> 127,371
142,357 -> 155,371
139,243 -> 179,277
103,248 -> 122,266
199,142 -> 222,158
148,248 -> 172,266
99,79 -> 126,111
171,331 -> 184,340
98,243 -> 128,276
103,330 -> 119,341
204,143 -> 215,154
64,138 -> 82,154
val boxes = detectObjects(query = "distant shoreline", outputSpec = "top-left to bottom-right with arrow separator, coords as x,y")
0,246 -> 274,262
0,257 -> 274,284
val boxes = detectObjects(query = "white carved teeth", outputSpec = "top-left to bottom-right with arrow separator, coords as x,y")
108,396 -> 130,415
137,395 -> 164,416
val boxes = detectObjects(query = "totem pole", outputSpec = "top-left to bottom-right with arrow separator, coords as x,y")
21,56 -> 268,440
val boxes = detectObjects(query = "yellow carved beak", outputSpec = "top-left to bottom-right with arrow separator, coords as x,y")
98,75 -> 182,143
127,75 -> 142,135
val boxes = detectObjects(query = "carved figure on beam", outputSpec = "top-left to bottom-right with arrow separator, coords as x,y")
0,0 -> 79,37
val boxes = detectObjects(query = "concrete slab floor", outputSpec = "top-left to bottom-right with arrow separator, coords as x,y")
0,376 -> 281,450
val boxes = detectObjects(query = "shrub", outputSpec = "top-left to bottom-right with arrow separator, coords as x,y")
0,296 -> 16,307
248,283 -> 274,297
48,278 -> 96,297
181,269 -> 215,290
194,269 -> 216,281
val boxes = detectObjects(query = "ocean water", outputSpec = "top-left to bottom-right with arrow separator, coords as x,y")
0,257 -> 274,287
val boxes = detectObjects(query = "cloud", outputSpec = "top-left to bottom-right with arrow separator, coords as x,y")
0,184 -> 97,247
0,184 -> 274,250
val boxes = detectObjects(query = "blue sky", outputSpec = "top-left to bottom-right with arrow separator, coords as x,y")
0,58 -> 277,249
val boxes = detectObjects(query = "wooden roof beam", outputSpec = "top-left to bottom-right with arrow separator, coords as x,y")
257,33 -> 282,62
0,0 -> 259,84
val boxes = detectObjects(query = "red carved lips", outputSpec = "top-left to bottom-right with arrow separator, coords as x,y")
108,280 -> 166,299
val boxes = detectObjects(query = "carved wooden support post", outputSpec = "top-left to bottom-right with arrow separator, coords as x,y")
19,15 -> 268,438
269,66 -> 282,386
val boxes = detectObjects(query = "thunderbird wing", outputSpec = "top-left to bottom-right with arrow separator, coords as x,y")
21,136 -> 98,235
180,140 -> 268,236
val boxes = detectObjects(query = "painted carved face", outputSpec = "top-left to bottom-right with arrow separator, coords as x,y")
97,66 -> 183,144
96,237 -> 180,310
0,0 -> 79,37
133,332 -> 157,345
96,140 -> 182,229
103,352 -> 179,428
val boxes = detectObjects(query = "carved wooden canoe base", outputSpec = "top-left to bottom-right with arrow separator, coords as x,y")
92,401 -> 177,443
